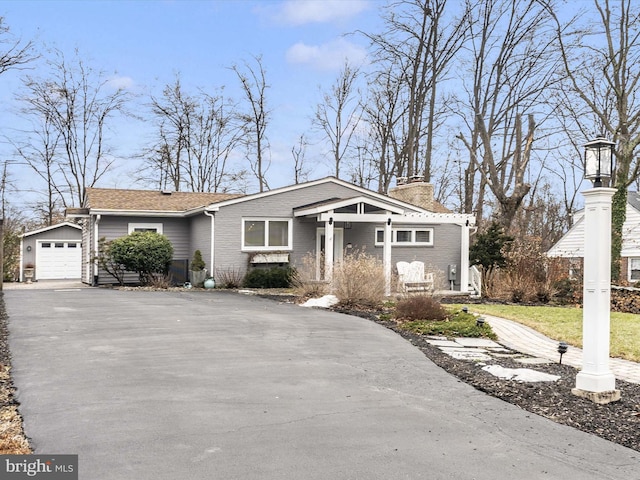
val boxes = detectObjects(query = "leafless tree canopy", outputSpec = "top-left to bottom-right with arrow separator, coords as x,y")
20,49 -> 129,209
231,55 -> 271,193
143,74 -> 246,193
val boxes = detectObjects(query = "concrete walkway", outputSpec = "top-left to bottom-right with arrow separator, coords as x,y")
4,288 -> 639,479
484,314 -> 640,384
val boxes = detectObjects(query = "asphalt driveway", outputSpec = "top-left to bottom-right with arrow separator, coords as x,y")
5,287 -> 639,479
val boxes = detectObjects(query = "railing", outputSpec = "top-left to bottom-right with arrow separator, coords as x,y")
469,265 -> 482,297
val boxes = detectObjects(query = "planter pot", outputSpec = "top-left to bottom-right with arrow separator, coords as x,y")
190,270 -> 207,288
204,278 -> 215,289
24,268 -> 34,284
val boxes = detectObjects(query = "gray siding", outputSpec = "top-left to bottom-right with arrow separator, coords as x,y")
211,183 -> 463,289
212,182 -> 394,277
190,214 -> 212,272
94,216 -> 192,285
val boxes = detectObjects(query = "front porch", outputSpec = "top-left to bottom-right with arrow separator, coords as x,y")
293,196 -> 478,296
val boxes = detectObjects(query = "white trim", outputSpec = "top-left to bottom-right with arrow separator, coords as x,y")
205,211 -> 215,276
316,227 -> 343,280
22,221 -> 81,238
375,227 -> 434,247
128,223 -> 164,234
294,196 -> 405,217
241,218 -> 293,251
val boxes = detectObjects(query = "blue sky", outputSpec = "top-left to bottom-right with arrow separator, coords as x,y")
0,0 -> 383,209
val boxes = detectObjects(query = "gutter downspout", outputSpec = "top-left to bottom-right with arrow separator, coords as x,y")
93,215 -> 101,286
204,210 -> 215,279
19,236 -> 24,283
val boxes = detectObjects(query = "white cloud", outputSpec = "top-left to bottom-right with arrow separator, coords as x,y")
107,75 -> 135,90
272,0 -> 370,25
286,38 -> 367,71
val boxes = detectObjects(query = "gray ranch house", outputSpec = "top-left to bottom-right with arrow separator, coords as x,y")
67,177 -> 479,295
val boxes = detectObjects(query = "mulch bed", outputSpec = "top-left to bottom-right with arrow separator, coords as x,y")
329,305 -> 640,453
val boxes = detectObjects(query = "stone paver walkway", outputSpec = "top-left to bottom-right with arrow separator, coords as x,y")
484,314 -> 640,384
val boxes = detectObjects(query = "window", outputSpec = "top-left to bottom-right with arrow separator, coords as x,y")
630,258 -> 640,281
41,243 -> 51,248
375,227 -> 434,247
242,219 -> 292,251
55,243 -> 64,248
128,223 -> 163,234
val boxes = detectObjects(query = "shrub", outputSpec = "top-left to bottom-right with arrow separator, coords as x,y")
147,274 -> 173,289
94,237 -> 127,285
395,295 -> 448,322
331,250 -> 386,307
292,252 -> 329,298
215,266 -> 244,289
191,250 -> 206,271
242,266 -> 296,288
401,311 -> 497,339
109,231 -> 174,285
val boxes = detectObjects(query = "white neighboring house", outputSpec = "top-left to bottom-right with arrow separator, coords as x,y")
20,222 -> 83,282
547,191 -> 640,282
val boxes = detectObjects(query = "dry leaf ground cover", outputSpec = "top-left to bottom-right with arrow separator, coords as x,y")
0,296 -> 31,454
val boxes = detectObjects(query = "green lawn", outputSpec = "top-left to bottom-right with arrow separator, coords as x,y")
451,304 -> 640,362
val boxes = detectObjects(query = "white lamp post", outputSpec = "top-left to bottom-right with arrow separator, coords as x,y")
571,136 -> 621,404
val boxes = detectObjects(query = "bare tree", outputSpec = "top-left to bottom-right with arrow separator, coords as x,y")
360,72 -> 405,193
9,112 -> 62,225
365,0 -> 468,181
546,0 -> 640,280
21,49 -> 130,208
145,75 -> 244,192
0,17 -> 37,75
455,0 -> 561,231
231,55 -> 270,192
291,134 -> 311,184
312,61 -> 362,179
147,75 -> 192,191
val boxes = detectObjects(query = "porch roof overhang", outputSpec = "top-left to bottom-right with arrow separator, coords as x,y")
293,196 -> 476,226
293,196 -> 405,219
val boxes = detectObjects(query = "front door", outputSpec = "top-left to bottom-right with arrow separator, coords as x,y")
316,227 -> 344,280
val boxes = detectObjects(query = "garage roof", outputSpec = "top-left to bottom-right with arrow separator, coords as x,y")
22,222 -> 82,238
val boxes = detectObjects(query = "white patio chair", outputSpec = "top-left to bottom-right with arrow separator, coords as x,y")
397,261 -> 434,293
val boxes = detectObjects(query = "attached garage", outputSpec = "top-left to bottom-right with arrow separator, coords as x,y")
21,223 -> 83,282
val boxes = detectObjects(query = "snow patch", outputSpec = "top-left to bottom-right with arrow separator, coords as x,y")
301,295 -> 339,308
482,365 -> 560,383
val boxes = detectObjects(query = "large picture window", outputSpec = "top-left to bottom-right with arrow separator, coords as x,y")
375,227 -> 434,247
242,219 -> 292,251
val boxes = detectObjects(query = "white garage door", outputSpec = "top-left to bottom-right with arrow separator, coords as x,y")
37,241 -> 82,279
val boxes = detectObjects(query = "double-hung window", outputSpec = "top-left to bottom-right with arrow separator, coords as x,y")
242,219 -> 292,251
630,258 -> 640,282
375,227 -> 434,247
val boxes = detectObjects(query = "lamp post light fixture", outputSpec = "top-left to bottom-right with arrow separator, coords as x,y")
571,136 -> 621,404
584,136 -> 615,187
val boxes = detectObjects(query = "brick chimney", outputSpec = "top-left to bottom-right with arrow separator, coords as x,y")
388,177 -> 435,211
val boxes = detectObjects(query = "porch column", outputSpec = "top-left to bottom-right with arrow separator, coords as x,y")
384,216 -> 392,296
324,214 -> 335,282
459,222 -> 470,293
